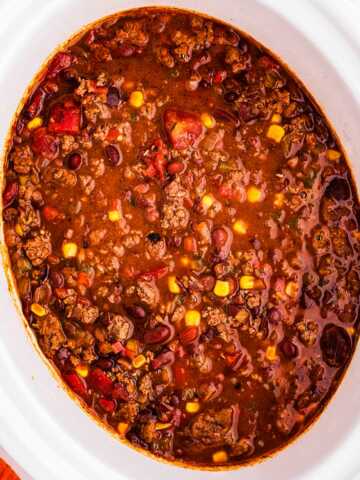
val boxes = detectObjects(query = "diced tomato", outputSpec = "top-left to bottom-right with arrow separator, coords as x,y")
98,398 -> 117,413
78,271 -> 92,288
3,181 -> 19,208
46,52 -> 73,78
112,341 -> 125,354
179,326 -> 199,345
164,109 -> 204,150
31,127 -> 59,159
140,265 -> 168,281
258,55 -> 280,71
143,137 -> 168,181
214,70 -> 227,84
107,127 -> 119,142
112,383 -> 130,401
42,206 -> 60,222
88,368 -> 113,396
63,372 -> 88,398
48,99 -> 81,135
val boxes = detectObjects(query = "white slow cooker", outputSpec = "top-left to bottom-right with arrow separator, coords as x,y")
1,1 -> 360,479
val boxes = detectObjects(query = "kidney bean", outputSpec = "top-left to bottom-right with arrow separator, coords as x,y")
3,181 -> 19,208
212,226 -> 233,260
88,368 -> 113,396
179,326 -> 199,345
198,274 -> 215,292
224,90 -> 240,103
144,325 -> 171,345
320,324 -> 351,368
107,86 -> 121,107
105,144 -> 122,167
93,358 -> 113,370
125,304 -> 146,320
115,44 -> 135,57
25,88 -> 46,119
280,338 -> 298,359
67,152 -> 82,170
152,350 -> 175,369
267,307 -> 282,324
50,271 -> 64,288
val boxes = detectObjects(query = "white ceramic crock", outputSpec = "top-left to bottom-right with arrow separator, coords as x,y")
1,1 -> 360,479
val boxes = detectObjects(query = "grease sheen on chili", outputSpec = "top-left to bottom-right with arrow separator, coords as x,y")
3,7 -> 360,468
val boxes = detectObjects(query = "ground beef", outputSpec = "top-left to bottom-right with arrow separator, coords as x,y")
296,319 -> 319,347
107,314 -> 134,341
136,279 -> 160,308
43,167 -> 77,187
145,237 -> 167,260
138,373 -> 154,403
12,145 -> 33,174
79,175 -> 96,195
24,230 -> 52,266
37,313 -> 66,356
190,407 -> 236,446
72,303 -> 99,324
161,202 -> 190,230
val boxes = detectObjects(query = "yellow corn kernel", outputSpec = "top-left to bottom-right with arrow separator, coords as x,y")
62,242 -> 78,258
132,354 -> 146,369
285,281 -> 299,298
233,219 -> 247,235
247,186 -> 262,203
240,275 -> 255,290
117,422 -> 129,436
126,339 -> 139,355
346,326 -> 355,336
213,280 -> 231,297
326,149 -> 341,161
266,345 -> 278,361
212,450 -> 228,464
30,303 -> 47,317
108,210 -> 121,222
201,112 -> 216,129
129,90 -> 144,108
155,422 -> 172,431
274,192 -> 284,208
267,124 -> 285,143
180,256 -> 190,267
19,175 -> 28,186
27,116 -> 43,130
75,364 -> 89,378
185,401 -> 200,414
271,113 -> 282,124
15,224 -> 24,237
201,194 -> 215,208
235,309 -> 249,322
185,310 -> 201,327
168,275 -> 181,294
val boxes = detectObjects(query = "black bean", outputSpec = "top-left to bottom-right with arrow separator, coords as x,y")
147,232 -> 161,243
320,324 -> 351,368
106,86 -> 121,107
325,177 -> 350,201
224,90 -> 240,103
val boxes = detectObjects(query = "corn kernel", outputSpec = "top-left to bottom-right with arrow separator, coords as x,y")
213,280 -> 231,297
233,220 -> 247,235
62,242 -> 78,258
185,310 -> 201,327
129,90 -> 144,108
30,303 -> 46,317
347,326 -> 355,336
274,192 -> 284,208
285,281 -> 299,298
185,401 -> 200,413
247,186 -> 262,203
168,275 -> 181,294
155,422 -> 172,431
180,256 -> 190,267
108,210 -> 121,222
117,422 -> 129,435
239,275 -> 255,290
19,175 -> 28,186
326,149 -> 341,161
266,345 -> 278,361
201,112 -> 216,129
15,224 -> 24,236
132,354 -> 146,369
75,364 -> 89,378
27,116 -> 43,130
267,124 -> 285,143
201,194 -> 215,208
235,309 -> 249,322
126,339 -> 139,355
212,450 -> 228,463
271,113 -> 282,124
